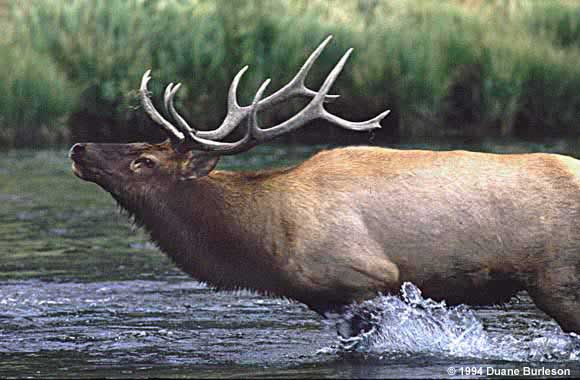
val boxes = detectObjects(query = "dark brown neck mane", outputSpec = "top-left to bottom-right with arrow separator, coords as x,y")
112,171 -> 295,297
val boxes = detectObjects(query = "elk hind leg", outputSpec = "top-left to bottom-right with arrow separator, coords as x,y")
527,271 -> 580,333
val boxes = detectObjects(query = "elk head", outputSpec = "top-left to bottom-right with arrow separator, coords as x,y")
70,36 -> 390,202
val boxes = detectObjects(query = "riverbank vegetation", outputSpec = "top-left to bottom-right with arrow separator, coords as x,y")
2,0 -> 580,148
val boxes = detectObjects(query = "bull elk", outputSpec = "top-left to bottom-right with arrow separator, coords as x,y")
70,36 -> 580,339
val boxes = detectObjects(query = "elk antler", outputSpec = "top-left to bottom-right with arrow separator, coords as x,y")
140,35 -> 390,155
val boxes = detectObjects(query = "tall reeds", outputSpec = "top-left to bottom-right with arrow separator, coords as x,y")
2,0 -> 580,147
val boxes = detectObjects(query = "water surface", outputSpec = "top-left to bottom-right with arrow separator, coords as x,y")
1,142 -> 580,378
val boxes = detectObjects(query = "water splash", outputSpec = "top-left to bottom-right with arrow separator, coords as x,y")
326,282 -> 580,362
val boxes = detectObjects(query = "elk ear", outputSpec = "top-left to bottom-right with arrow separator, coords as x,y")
180,155 -> 220,180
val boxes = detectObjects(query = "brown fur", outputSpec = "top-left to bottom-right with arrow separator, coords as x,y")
70,142 -> 580,333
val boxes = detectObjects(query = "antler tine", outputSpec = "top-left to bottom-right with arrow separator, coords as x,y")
204,79 -> 271,156
313,48 -> 390,131
324,108 -> 391,131
166,83 -> 198,138
195,65 -> 249,140
163,82 -> 174,119
196,35 -> 339,141
249,49 -> 390,141
228,65 -> 248,111
172,80 -> 271,153
258,35 -> 339,108
140,70 -> 185,141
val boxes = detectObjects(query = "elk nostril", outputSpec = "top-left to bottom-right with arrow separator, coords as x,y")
69,143 -> 86,158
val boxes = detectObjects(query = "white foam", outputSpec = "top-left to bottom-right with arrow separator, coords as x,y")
325,282 -> 580,362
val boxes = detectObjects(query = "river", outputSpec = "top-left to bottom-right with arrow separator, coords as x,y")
1,142 -> 579,378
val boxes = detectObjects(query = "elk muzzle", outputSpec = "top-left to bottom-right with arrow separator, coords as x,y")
69,143 -> 120,183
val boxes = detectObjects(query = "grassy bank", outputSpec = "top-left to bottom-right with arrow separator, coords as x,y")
0,18 -> 76,147
2,0 -> 580,148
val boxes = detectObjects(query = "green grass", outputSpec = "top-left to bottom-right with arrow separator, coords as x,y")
0,38 -> 77,147
3,0 -> 580,147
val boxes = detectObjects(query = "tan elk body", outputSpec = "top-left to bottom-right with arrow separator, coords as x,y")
70,37 -> 580,336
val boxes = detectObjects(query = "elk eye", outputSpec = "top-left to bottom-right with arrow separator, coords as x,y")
134,157 -> 156,169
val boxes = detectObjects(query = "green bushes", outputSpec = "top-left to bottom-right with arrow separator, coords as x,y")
0,41 -> 77,147
3,0 -> 580,148
352,0 -> 580,137
518,0 -> 580,50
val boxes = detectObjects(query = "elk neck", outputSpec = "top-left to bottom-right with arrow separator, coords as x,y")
114,169 -> 296,296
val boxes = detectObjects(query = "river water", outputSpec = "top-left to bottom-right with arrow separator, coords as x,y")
1,143 -> 580,378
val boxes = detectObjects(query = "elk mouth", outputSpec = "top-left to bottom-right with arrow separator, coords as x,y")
71,161 -> 86,179
68,143 -> 110,183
